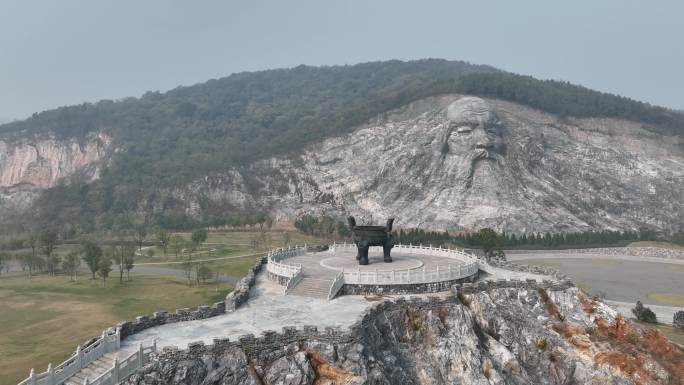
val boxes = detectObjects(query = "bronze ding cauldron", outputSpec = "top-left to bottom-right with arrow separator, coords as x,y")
347,216 -> 395,265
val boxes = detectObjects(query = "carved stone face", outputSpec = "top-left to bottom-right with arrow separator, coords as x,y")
444,97 -> 503,162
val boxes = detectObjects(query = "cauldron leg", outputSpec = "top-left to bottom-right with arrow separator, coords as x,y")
359,245 -> 369,265
383,244 -> 393,263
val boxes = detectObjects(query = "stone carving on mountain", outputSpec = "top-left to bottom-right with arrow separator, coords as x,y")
202,94 -> 683,233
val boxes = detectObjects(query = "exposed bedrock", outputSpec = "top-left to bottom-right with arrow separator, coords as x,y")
122,286 -> 683,385
179,94 -> 684,234
0,132 -> 110,212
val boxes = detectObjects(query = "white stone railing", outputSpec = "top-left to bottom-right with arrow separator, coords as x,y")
266,245 -> 305,279
18,328 -> 121,385
284,270 -> 303,294
327,271 -> 345,300
86,341 -> 156,385
331,242 -> 480,285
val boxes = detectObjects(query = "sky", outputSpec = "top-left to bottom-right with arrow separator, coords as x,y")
1,0 -> 682,120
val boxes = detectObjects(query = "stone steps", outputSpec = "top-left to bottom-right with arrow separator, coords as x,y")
64,352 -> 118,385
288,277 -> 332,299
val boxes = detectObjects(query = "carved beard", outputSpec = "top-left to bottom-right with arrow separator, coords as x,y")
458,149 -> 504,191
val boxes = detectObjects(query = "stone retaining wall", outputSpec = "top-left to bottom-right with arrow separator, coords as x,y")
506,247 -> 684,260
118,256 -> 267,340
225,256 -> 267,311
342,271 -> 479,295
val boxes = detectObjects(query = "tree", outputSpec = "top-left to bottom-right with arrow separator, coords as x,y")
191,228 -> 208,249
113,240 -> 136,283
97,255 -> 113,287
674,310 -> 684,331
155,227 -> 171,258
124,252 -> 135,281
17,251 -> 41,279
196,264 -> 213,284
476,228 -> 505,261
39,228 -> 59,275
171,235 -> 184,259
134,224 -> 147,252
282,232 -> 292,247
632,301 -> 657,324
0,252 -> 8,275
62,251 -> 81,281
25,230 -> 38,263
81,239 -> 103,280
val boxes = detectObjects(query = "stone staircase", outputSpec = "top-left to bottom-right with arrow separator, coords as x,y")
64,352 -> 118,385
287,277 -> 332,299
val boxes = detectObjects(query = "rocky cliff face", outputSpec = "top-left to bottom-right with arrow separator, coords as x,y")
183,94 -> 683,233
0,132 -> 110,211
122,286 -> 683,385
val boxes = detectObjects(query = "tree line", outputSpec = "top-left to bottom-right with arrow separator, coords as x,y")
0,225 -> 215,287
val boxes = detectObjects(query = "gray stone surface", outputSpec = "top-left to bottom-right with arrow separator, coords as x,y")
160,94 -> 683,234
121,283 -> 672,385
118,273 -> 373,358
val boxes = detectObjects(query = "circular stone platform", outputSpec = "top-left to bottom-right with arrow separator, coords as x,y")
320,254 -> 424,271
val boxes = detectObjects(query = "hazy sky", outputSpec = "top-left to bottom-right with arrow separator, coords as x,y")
1,0 -> 682,119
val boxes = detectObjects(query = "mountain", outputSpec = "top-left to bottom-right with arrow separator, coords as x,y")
0,60 -> 682,234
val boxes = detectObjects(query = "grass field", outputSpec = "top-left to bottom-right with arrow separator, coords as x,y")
646,292 -> 684,306
0,273 -> 231,385
0,230 -> 328,384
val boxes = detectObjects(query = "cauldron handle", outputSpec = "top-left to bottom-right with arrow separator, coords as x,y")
385,218 -> 394,232
347,216 -> 356,230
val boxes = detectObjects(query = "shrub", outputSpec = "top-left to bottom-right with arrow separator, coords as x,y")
673,310 -> 684,331
457,292 -> 471,307
535,337 -> 548,350
632,301 -> 658,324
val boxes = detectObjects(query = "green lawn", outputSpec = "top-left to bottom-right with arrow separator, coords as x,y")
0,273 -> 231,385
646,292 -> 684,306
0,230 -> 330,384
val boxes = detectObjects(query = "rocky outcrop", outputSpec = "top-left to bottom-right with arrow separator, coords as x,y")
0,132 -> 110,211
0,132 -> 110,188
122,285 -> 684,385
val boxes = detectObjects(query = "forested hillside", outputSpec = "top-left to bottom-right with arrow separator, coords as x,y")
1,59 -> 682,233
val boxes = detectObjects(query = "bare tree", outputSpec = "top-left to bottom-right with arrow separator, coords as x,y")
171,235 -> 184,259
155,227 -> 171,258
124,252 -> 135,281
114,240 -> 136,284
0,252 -> 7,275
39,228 -> 59,276
97,255 -> 113,288
134,224 -> 147,252
62,251 -> 81,281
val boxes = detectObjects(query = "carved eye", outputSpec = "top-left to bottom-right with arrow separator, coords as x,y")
456,126 -> 473,134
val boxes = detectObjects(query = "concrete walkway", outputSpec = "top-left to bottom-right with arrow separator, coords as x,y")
119,273 -> 374,355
